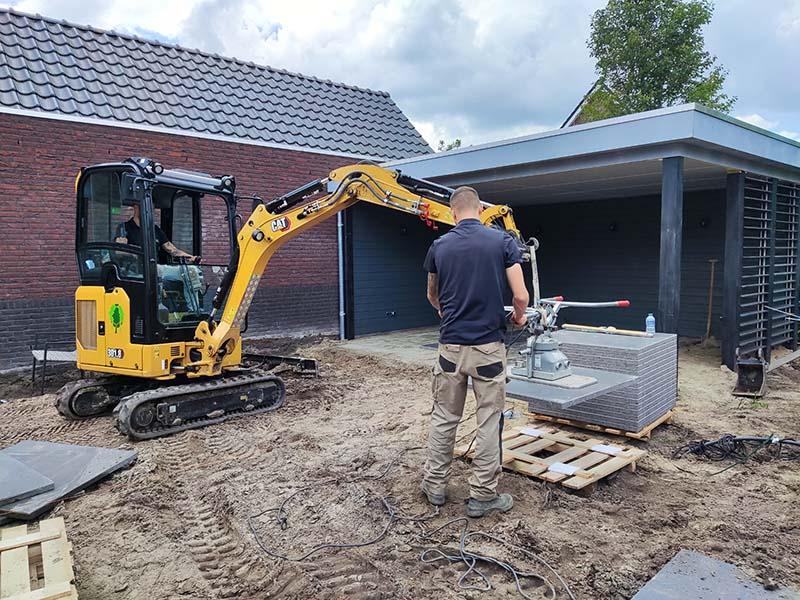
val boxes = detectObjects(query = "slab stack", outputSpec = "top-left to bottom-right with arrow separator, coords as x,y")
525,330 -> 677,432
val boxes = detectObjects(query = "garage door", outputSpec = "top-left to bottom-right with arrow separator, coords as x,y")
348,203 -> 441,336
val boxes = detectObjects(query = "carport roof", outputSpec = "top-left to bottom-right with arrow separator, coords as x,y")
386,104 -> 800,204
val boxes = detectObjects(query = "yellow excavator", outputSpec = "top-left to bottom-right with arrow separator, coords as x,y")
57,158 -> 527,439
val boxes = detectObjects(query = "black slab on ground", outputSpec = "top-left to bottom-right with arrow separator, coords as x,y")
632,549 -> 796,599
0,453 -> 54,506
505,366 -> 636,409
0,440 -> 137,520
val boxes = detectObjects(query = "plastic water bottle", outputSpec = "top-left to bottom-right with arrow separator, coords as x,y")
645,313 -> 656,334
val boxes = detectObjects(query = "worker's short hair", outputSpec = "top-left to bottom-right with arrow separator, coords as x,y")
450,186 -> 481,213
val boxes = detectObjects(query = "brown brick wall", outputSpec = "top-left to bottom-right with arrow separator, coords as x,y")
0,112 -> 351,368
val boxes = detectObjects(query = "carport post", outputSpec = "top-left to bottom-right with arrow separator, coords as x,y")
657,157 -> 684,333
721,171 -> 745,369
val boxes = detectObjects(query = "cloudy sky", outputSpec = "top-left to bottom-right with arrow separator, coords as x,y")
4,0 -> 800,147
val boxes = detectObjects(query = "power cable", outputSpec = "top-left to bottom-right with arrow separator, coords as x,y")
248,446 -> 576,599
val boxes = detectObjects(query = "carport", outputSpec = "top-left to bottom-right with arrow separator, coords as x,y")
342,104 -> 800,369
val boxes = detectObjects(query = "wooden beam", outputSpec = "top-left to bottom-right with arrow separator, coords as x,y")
658,157 -> 684,333
722,171 -> 745,369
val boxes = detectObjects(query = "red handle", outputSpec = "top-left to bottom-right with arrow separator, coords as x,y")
617,300 -> 631,307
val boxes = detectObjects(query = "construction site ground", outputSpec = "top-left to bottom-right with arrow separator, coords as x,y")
0,337 -> 798,600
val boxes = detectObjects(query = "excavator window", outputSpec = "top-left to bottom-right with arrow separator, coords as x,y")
77,169 -> 144,282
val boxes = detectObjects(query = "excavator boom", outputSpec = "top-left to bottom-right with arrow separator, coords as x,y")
191,164 -> 524,375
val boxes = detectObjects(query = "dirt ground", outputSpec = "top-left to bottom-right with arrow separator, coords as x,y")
1,339 -> 799,599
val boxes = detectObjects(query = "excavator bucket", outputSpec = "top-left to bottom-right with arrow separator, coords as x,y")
733,357 -> 767,397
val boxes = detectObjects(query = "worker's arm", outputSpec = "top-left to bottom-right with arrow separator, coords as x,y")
427,273 -> 442,316
506,263 -> 529,326
162,240 -> 198,263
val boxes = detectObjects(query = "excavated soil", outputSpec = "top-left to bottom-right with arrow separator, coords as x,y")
0,340 -> 799,599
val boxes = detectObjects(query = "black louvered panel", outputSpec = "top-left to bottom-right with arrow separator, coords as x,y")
771,181 -> 799,347
739,175 -> 771,357
738,175 -> 800,359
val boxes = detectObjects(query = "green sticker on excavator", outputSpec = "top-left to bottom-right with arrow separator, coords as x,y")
109,303 -> 124,332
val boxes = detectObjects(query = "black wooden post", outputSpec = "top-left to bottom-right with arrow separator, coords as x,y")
342,207 -> 356,340
722,171 -> 745,369
658,157 -> 684,333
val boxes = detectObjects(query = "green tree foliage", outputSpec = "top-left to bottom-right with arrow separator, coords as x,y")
437,138 -> 462,152
582,0 -> 735,122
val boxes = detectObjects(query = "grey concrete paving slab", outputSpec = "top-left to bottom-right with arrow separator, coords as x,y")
0,453 -> 54,506
0,441 -> 137,520
632,549 -> 796,599
507,366 -> 636,408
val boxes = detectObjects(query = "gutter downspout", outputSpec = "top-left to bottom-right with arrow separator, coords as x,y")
337,211 -> 346,340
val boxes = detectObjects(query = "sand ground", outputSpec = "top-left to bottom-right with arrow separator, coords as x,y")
0,339 -> 798,599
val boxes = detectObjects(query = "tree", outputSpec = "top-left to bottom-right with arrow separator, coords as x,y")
437,138 -> 462,152
582,0 -> 735,122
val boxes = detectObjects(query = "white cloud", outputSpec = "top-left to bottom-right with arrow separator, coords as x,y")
738,113 -> 800,141
5,0 -> 800,147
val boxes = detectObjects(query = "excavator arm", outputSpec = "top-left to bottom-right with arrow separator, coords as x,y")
190,163 -> 524,375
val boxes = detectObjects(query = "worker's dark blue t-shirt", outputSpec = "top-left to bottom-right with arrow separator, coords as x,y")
423,219 -> 522,345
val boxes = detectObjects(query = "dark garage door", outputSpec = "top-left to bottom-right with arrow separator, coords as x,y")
349,203 -> 441,336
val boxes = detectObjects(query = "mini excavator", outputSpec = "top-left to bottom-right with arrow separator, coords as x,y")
57,158 -> 527,440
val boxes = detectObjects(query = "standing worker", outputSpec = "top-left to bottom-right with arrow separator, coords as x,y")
421,186 -> 529,517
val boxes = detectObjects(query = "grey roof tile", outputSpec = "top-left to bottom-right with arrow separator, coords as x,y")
0,8 -> 431,159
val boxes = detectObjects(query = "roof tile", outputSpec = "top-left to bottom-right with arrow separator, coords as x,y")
0,8 -> 431,159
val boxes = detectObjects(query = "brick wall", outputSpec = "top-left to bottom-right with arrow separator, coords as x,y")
0,112 -> 352,369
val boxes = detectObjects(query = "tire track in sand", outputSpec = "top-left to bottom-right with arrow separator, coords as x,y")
159,432 -> 306,599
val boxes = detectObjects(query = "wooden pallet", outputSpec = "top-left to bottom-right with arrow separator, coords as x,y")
0,517 -> 78,600
457,424 -> 646,491
523,409 -> 674,441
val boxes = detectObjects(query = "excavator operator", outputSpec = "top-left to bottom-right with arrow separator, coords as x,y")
115,203 -> 200,264
421,186 -> 530,519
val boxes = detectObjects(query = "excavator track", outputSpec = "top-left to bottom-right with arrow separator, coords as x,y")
54,377 -> 140,420
114,372 -> 285,441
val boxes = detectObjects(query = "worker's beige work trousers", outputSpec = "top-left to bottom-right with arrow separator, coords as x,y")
422,340 -> 506,501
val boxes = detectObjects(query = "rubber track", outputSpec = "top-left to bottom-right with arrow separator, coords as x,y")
54,377 -> 120,420
115,373 -> 286,441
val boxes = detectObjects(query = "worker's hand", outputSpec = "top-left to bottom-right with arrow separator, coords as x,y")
438,308 -> 443,319
115,237 -> 128,244
511,312 -> 528,328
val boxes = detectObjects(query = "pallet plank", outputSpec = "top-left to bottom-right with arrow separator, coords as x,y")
460,424 -> 646,492
38,519 -> 74,598
0,532 -> 61,554
526,410 -> 674,441
5,580 -> 74,600
538,452 -> 610,483
1,524 -> 32,597
561,452 -> 644,490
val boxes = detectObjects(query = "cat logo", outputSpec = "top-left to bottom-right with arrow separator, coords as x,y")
270,217 -> 291,232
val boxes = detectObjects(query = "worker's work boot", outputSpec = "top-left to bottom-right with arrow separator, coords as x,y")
466,493 -> 513,518
420,483 -> 446,507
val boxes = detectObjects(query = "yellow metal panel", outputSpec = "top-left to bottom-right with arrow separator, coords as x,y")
75,286 -> 106,368
104,288 -> 141,371
76,299 -> 97,350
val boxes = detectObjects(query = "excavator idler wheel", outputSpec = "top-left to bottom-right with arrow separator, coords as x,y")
131,404 -> 156,429
55,379 -> 118,420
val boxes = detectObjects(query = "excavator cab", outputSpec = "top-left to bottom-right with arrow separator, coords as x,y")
74,157 -> 237,376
